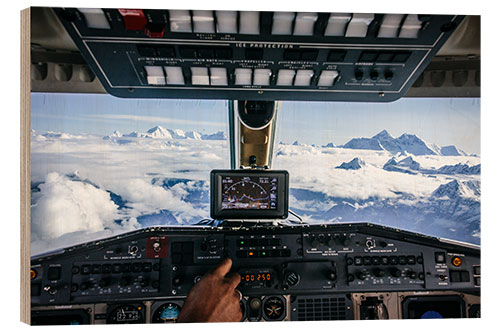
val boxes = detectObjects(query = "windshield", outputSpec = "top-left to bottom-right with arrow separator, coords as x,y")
30,93 -> 480,255
274,98 -> 480,245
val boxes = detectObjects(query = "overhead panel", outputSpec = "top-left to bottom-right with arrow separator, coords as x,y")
52,8 -> 464,102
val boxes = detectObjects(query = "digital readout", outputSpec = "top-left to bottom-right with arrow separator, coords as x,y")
241,273 -> 272,282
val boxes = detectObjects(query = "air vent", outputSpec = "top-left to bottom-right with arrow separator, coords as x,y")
296,297 -> 348,321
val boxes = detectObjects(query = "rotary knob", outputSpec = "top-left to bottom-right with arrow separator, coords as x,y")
373,268 -> 385,278
390,268 -> 402,278
311,239 -> 320,248
357,271 -> 367,280
285,271 -> 300,286
119,277 -> 130,287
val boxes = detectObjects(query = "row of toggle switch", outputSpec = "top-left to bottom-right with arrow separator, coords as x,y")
144,66 -> 340,87
77,9 -> 425,39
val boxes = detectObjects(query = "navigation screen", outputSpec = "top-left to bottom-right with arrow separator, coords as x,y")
221,176 -> 278,210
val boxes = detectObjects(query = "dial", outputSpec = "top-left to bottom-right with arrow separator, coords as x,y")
263,296 -> 286,321
106,304 -> 143,324
152,303 -> 182,323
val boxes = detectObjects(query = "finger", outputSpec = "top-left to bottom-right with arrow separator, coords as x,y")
225,271 -> 242,289
212,258 -> 233,277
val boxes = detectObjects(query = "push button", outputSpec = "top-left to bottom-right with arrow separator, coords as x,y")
435,252 -> 446,263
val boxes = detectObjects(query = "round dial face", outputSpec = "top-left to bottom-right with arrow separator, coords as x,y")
152,303 -> 181,323
263,296 -> 285,321
107,305 -> 143,324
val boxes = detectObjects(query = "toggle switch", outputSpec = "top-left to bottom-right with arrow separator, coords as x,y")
144,66 -> 165,85
345,13 -> 374,37
239,11 -> 260,34
216,11 -> 238,33
191,67 -> 210,85
272,12 -> 295,35
78,8 -> 111,30
192,10 -> 215,33
293,12 -> 318,36
210,67 -> 228,86
164,66 -> 185,85
253,69 -> 272,86
235,68 -> 253,85
169,10 -> 192,32
294,69 -> 314,86
377,14 -> 405,38
276,69 -> 296,86
324,13 -> 351,36
399,14 -> 422,38
317,70 -> 339,86
118,9 -> 147,31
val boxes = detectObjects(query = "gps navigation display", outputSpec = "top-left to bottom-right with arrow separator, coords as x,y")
211,170 -> 289,220
221,176 -> 278,210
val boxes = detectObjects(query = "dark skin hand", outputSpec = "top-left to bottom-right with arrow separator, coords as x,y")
177,258 -> 242,322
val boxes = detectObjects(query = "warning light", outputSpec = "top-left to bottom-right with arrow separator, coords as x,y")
249,252 -> 254,256
30,269 -> 37,280
452,256 -> 462,267
138,306 -> 142,310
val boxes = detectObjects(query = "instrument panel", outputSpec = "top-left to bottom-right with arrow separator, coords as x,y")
30,223 -> 480,323
51,8 -> 464,102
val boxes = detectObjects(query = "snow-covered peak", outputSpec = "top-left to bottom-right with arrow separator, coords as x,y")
323,142 -> 335,148
440,145 -> 465,156
185,131 -> 202,140
432,180 -> 480,199
336,157 -> 365,170
201,131 -> 227,140
372,130 -> 393,140
146,126 -> 174,139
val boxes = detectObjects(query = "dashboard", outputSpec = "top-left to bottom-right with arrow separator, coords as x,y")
31,222 -> 480,323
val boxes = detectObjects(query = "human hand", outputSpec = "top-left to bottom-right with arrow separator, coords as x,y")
177,258 -> 242,322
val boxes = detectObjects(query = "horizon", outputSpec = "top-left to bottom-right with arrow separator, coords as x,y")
31,93 -> 480,154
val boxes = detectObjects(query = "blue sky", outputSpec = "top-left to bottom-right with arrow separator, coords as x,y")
31,93 -> 480,154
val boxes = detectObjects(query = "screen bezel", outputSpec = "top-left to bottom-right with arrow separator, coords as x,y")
210,169 -> 289,220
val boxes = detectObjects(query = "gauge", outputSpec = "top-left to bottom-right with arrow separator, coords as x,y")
106,304 -> 144,324
262,296 -> 286,321
152,303 -> 182,323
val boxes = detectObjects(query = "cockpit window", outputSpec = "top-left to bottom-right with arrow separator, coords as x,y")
274,98 -> 480,245
30,93 -> 230,255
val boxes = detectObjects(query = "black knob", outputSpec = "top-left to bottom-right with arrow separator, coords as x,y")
285,271 -> 300,286
347,274 -> 355,282
311,239 -> 320,248
390,268 -> 402,278
80,282 -> 89,291
357,271 -> 367,280
343,237 -> 351,247
98,278 -> 110,288
407,271 -> 417,279
328,271 -> 337,281
249,298 -> 261,311
418,272 -> 425,281
373,268 -> 385,278
119,277 -> 130,287
384,71 -> 394,81
355,69 -> 364,81
370,70 -> 379,80
327,238 -> 336,247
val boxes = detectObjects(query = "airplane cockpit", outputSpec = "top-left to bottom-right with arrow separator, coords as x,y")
25,5 -> 480,324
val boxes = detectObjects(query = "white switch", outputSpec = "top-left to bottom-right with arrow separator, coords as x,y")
345,13 -> 374,37
216,11 -> 237,33
169,10 -> 192,33
276,69 -> 296,86
78,8 -> 111,29
294,69 -> 314,86
144,66 -> 165,85
399,14 -> 422,38
239,11 -> 260,34
210,68 -> 228,86
192,10 -> 215,33
164,66 -> 185,85
377,14 -> 404,38
253,69 -> 272,86
235,68 -> 253,85
272,12 -> 295,35
293,12 -> 318,36
324,13 -> 351,36
191,67 -> 210,85
317,70 -> 339,86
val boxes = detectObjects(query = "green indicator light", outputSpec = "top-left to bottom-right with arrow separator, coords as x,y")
240,241 -> 245,245
262,252 -> 266,256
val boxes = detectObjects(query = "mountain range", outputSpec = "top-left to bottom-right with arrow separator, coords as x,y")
102,126 -> 227,141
